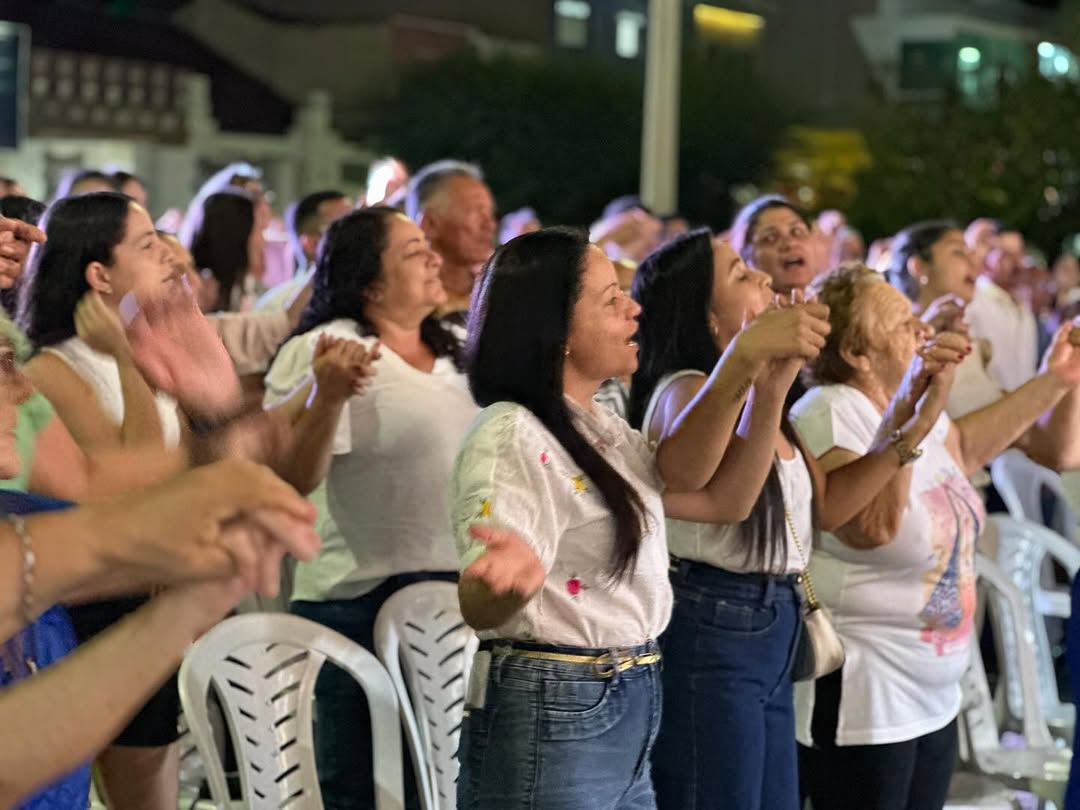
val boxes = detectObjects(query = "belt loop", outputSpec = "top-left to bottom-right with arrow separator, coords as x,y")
763,575 -> 775,607
608,648 -> 621,687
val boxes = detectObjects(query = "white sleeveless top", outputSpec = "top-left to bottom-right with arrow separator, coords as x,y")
642,370 -> 813,575
44,337 -> 182,448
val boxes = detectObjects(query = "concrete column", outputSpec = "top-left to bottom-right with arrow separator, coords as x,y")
639,0 -> 682,214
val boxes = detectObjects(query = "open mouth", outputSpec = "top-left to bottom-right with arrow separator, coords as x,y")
782,256 -> 806,273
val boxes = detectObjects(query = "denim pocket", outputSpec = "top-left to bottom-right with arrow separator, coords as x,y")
539,677 -> 621,741
705,598 -> 779,637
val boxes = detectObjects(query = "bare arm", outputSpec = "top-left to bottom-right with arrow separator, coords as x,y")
0,582 -> 242,805
24,353 -> 164,449
652,352 -> 758,493
955,372 -> 1069,476
661,379 -> 787,524
1028,384 -> 1080,470
655,303 -> 830,492
28,417 -> 187,503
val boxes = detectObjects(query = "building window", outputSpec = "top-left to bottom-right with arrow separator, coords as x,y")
555,0 -> 591,49
614,10 -> 646,58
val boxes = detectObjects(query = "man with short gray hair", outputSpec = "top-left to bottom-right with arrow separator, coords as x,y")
407,160 -> 496,326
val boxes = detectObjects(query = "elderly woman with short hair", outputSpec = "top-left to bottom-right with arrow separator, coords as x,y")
791,262 -> 1080,810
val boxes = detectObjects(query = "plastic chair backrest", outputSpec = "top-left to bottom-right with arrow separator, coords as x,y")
178,613 -> 404,810
990,449 -> 1076,542
374,582 -> 479,810
989,515 -> 1079,728
974,554 -> 1056,751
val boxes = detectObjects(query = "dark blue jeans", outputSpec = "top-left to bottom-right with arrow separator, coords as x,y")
651,560 -> 801,810
459,640 -> 663,810
291,571 -> 457,810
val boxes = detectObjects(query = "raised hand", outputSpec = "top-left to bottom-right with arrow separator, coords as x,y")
734,296 -> 831,369
75,291 -> 132,360
312,335 -> 381,402
463,525 -> 546,600
920,294 -> 969,337
123,278 -> 243,420
0,216 -> 45,289
898,331 -> 968,423
1041,319 -> 1080,388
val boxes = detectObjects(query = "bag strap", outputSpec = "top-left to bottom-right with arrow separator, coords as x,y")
784,506 -> 821,611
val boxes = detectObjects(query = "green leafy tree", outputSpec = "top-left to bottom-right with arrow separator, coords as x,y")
851,73 -> 1080,254
359,51 -> 789,228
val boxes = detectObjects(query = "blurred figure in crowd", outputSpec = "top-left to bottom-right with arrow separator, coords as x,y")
407,160 -> 496,327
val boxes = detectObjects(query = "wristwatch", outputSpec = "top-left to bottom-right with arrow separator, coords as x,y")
889,430 -> 923,466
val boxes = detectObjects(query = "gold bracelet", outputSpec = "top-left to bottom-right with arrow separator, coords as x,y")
9,515 -> 35,626
889,429 -> 923,466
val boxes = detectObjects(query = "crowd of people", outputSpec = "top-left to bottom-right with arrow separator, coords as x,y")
0,154 -> 1076,810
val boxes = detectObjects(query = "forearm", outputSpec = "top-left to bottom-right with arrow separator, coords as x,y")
1028,384 -> 1080,470
656,347 -> 761,492
270,387 -> 346,494
34,443 -> 188,503
116,357 -> 166,446
0,597 -> 197,804
458,578 -> 530,631
0,511 -> 109,641
699,385 -> 787,522
820,401 -> 939,545
957,372 -> 1068,474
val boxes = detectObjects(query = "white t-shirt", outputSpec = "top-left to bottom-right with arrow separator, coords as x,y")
966,276 -> 1038,393
451,400 -> 672,648
266,318 -> 479,602
642,371 -> 813,574
44,337 -> 182,448
946,342 -> 1004,420
791,384 -> 985,746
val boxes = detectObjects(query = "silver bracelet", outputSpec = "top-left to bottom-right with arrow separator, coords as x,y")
9,515 -> 35,626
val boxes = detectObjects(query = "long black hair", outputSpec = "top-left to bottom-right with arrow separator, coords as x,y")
468,227 -> 647,581
629,228 -> 796,571
284,206 -> 462,367
189,189 -> 255,312
886,220 -> 959,302
18,192 -> 132,349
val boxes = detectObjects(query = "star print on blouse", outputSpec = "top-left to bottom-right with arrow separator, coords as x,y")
572,475 -> 587,494
540,450 -> 550,466
566,575 -> 586,596
478,499 -> 492,519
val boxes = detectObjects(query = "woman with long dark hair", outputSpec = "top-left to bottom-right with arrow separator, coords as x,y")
632,231 -> 967,810
451,227 -> 801,809
266,206 -> 472,810
187,189 -> 268,312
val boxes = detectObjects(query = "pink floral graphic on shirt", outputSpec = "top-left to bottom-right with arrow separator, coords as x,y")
566,576 -> 584,596
918,478 -> 983,655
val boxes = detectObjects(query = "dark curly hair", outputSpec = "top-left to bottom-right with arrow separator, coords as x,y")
284,206 -> 463,368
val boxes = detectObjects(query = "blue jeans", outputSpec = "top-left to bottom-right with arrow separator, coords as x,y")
458,640 -> 663,810
291,571 -> 456,810
651,560 -> 801,810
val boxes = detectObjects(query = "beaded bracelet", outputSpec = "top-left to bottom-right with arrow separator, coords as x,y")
9,515 -> 35,626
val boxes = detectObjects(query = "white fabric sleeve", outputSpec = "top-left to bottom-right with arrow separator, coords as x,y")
791,387 -> 877,459
450,404 -> 566,573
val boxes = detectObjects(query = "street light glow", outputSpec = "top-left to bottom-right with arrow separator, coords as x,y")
958,46 -> 981,66
692,4 -> 765,37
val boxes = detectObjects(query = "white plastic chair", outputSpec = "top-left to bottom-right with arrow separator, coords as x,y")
178,613 -> 405,810
991,515 -> 1080,741
991,449 -> 1077,543
944,771 -> 1020,809
957,555 -> 1070,806
374,581 -> 478,810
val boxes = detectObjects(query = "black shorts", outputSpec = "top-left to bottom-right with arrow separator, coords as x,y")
67,597 -> 181,748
